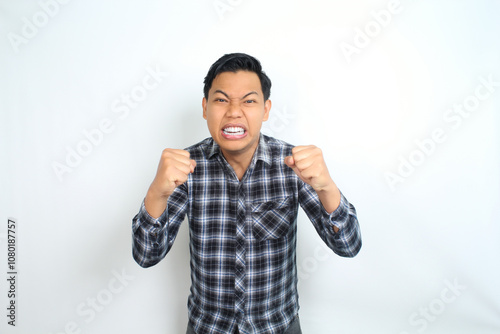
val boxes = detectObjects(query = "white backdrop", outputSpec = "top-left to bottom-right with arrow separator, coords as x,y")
1,0 -> 499,333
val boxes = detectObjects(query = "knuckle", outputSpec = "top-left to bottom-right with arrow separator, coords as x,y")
161,148 -> 173,159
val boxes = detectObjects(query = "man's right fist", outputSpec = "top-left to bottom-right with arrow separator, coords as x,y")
145,149 -> 196,218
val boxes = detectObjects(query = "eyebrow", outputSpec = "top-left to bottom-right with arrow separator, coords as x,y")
214,90 -> 259,100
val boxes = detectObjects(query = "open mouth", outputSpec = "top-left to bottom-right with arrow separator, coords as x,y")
221,125 -> 247,139
223,126 -> 245,135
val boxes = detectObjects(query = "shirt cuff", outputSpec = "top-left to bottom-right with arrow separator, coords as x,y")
325,192 -> 350,232
137,199 -> 168,229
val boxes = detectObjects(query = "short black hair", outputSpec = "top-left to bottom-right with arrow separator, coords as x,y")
203,53 -> 272,101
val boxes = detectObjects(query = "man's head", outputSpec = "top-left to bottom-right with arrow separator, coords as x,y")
203,53 -> 272,101
202,53 -> 272,162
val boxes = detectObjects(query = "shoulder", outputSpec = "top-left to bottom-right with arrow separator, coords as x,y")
261,134 -> 294,158
183,137 -> 213,159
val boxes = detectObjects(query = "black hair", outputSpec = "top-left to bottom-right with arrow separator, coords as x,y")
203,53 -> 272,101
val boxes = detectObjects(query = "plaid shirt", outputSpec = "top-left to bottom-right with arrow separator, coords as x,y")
132,134 -> 361,334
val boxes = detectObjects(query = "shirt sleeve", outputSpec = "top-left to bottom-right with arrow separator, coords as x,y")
298,183 -> 362,258
132,184 -> 189,268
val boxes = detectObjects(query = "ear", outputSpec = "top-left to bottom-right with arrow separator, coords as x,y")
202,97 -> 207,120
262,99 -> 271,122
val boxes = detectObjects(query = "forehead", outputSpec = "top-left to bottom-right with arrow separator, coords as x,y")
210,71 -> 262,95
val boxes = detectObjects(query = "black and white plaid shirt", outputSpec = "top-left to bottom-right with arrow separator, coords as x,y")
132,134 -> 362,334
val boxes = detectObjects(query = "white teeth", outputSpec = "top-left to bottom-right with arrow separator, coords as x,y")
223,127 -> 245,135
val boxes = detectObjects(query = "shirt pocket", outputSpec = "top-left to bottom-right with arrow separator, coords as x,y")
251,197 -> 294,241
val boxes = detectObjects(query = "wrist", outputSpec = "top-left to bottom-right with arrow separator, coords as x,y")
316,180 -> 341,214
147,182 -> 169,200
315,178 -> 336,193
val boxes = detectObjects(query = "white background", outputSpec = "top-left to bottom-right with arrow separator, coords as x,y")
1,0 -> 499,333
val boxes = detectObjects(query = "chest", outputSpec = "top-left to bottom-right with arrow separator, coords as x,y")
187,160 -> 299,241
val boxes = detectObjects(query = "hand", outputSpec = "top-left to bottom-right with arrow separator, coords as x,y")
285,145 -> 341,215
145,149 -> 196,218
285,145 -> 334,192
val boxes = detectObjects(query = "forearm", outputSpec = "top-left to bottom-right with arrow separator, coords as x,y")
132,203 -> 169,268
316,179 -> 341,213
300,183 -> 362,257
325,194 -> 362,257
316,180 -> 341,232
133,184 -> 188,267
145,185 -> 169,219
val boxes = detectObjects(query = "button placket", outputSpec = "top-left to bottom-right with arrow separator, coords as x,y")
234,182 -> 247,321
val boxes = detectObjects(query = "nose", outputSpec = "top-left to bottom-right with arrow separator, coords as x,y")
226,100 -> 242,118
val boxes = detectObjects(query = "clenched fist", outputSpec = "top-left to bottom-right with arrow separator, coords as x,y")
145,149 -> 196,218
285,145 -> 341,216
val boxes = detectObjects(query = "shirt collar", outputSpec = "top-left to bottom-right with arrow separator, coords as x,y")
205,134 -> 272,167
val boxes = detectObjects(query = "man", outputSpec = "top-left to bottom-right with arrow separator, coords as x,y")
132,53 -> 361,334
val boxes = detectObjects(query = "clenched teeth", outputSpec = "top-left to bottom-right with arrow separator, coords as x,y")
223,127 -> 245,135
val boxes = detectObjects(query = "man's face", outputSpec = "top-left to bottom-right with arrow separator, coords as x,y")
203,70 -> 271,160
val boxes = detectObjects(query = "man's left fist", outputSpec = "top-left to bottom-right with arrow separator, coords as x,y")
284,145 -> 334,192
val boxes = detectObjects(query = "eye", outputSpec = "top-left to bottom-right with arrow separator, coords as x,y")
245,100 -> 256,104
215,98 -> 226,103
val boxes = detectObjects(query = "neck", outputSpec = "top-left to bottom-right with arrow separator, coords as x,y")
221,147 -> 256,181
